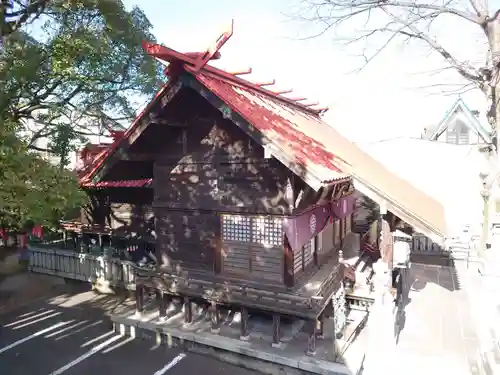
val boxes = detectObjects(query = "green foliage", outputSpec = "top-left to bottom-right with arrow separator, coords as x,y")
0,131 -> 85,230
0,0 -> 163,230
1,0 -> 163,151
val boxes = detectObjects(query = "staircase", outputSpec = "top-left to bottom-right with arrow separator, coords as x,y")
344,232 -> 377,312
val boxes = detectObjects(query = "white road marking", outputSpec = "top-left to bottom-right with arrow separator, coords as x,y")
54,320 -> 103,341
101,336 -> 134,354
81,331 -> 114,347
16,308 -> 46,319
4,309 -> 55,327
0,321 -> 73,354
44,320 -> 89,338
12,312 -> 62,329
153,353 -> 187,375
48,334 -> 123,375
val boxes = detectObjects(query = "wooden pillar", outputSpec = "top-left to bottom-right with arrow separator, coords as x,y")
306,319 -> 317,355
272,314 -> 281,348
283,236 -> 294,287
183,297 -> 193,325
135,284 -> 145,316
240,307 -> 250,340
157,291 -> 168,321
210,301 -> 220,333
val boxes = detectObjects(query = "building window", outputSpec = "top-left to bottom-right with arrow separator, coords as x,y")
221,214 -> 283,247
446,121 -> 469,145
222,215 -> 251,242
252,216 -> 283,247
458,124 -> 469,145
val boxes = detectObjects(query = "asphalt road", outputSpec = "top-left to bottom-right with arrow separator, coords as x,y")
0,301 -> 259,375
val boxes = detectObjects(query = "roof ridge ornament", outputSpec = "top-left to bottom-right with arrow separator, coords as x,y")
142,20 -> 328,116
192,19 -> 234,73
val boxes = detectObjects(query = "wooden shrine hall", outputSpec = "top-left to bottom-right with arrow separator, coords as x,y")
77,21 -> 448,354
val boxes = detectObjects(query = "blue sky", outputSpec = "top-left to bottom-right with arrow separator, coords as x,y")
121,0 -> 486,143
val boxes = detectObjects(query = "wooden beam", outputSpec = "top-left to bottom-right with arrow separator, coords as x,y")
272,88 -> 293,95
230,68 -> 252,75
256,79 -> 276,87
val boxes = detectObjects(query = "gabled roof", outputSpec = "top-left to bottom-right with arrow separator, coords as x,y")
361,138 -> 483,236
423,98 -> 491,143
79,22 -> 450,243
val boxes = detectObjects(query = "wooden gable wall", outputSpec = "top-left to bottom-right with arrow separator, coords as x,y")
144,87 -> 296,277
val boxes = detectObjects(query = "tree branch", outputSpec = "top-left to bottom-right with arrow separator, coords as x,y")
382,8 -> 483,84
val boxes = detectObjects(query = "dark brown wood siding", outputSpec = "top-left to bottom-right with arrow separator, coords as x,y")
220,214 -> 284,282
221,242 -> 283,282
151,89 -> 294,276
155,208 -> 217,271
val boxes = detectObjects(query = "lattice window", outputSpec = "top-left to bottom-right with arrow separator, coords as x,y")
252,216 -> 283,247
222,214 -> 283,246
222,215 -> 251,242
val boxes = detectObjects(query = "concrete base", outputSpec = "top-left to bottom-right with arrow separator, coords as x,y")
110,310 -> 366,375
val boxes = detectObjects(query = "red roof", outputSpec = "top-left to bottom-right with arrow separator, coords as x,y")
80,179 -> 153,188
195,72 -> 348,182
79,22 -> 448,240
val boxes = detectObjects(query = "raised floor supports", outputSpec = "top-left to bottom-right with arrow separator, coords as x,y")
210,301 -> 221,333
135,284 -> 145,316
272,314 -> 281,348
157,291 -> 168,321
240,307 -> 250,340
183,297 -> 193,325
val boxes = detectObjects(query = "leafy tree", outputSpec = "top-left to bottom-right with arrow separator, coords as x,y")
0,0 -> 163,230
1,0 -> 163,155
0,131 -> 85,231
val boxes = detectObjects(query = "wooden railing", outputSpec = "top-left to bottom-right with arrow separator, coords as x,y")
28,246 -> 136,289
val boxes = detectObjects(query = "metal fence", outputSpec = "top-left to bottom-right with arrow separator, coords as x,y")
28,246 -> 136,290
411,234 -> 447,255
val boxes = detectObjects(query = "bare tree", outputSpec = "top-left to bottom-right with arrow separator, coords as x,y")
297,1 -> 500,251
299,1 -> 498,143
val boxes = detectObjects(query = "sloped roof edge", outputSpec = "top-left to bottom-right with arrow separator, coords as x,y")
431,98 -> 491,142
